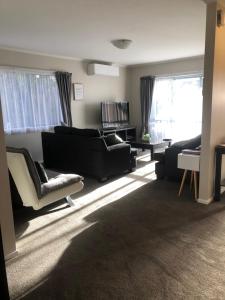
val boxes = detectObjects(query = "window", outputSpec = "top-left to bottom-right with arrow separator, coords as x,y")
150,75 -> 203,143
0,68 -> 63,134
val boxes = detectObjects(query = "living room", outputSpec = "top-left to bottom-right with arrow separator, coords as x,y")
1,0 -> 225,299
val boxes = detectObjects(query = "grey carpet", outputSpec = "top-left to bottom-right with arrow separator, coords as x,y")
6,155 -> 225,300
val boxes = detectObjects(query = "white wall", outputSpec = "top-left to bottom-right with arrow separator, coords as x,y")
128,56 -> 204,135
0,49 -> 128,160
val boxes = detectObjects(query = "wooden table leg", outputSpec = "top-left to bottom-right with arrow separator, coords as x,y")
194,171 -> 198,200
178,169 -> 188,197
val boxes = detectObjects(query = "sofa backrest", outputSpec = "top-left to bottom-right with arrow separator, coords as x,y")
171,134 -> 201,150
54,126 -> 101,137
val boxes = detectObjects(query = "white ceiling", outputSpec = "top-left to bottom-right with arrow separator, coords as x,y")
0,0 -> 206,65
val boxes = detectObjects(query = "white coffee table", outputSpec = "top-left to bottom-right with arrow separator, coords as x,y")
177,153 -> 200,199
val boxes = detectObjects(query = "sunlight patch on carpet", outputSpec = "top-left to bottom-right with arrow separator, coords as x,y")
74,162 -> 156,210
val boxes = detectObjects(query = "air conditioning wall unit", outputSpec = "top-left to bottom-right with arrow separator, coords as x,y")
87,63 -> 119,77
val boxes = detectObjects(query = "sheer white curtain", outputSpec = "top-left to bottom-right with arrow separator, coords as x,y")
149,75 -> 203,143
0,69 -> 63,134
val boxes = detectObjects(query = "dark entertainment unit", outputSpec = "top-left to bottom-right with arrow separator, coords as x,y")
100,126 -> 136,142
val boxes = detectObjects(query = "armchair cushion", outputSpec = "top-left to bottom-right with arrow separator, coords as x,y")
41,174 -> 83,196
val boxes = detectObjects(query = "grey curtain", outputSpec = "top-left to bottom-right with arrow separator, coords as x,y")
140,76 -> 155,136
55,71 -> 72,127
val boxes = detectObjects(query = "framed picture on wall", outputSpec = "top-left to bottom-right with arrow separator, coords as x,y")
73,83 -> 84,100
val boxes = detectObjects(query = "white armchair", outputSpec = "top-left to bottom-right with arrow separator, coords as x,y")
7,147 -> 84,210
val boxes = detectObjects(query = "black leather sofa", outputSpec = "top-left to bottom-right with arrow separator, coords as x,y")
42,126 -> 136,181
154,135 -> 201,181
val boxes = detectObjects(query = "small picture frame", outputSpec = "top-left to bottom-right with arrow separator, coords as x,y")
73,83 -> 84,100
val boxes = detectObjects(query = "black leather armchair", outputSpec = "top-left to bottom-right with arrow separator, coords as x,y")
42,127 -> 135,181
155,135 -> 201,181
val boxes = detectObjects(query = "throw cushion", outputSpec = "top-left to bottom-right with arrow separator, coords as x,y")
104,134 -> 124,146
34,162 -> 48,183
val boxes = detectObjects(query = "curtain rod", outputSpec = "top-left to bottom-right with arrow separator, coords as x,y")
155,72 -> 203,80
0,66 -> 56,75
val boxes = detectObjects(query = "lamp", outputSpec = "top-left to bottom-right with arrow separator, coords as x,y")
111,39 -> 132,49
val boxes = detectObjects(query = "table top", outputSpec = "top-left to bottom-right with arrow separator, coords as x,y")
130,140 -> 167,146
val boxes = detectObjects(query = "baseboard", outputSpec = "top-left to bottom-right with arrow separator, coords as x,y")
197,197 -> 214,205
5,250 -> 18,261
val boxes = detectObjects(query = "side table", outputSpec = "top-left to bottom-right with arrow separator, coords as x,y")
178,153 -> 200,199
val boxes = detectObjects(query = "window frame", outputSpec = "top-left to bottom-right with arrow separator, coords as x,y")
149,72 -> 203,143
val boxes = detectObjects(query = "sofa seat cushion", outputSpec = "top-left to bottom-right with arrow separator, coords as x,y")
41,174 -> 83,197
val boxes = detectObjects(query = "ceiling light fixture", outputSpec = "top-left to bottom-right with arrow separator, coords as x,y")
111,39 -> 132,49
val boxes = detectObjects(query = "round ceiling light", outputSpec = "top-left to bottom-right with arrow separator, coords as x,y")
111,39 -> 132,49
